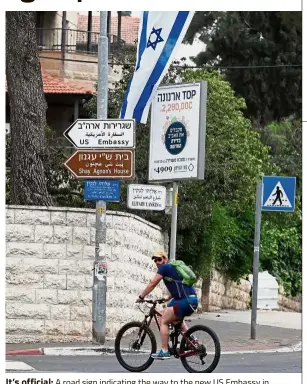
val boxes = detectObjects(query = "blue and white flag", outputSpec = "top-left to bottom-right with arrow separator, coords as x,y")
120,11 -> 195,124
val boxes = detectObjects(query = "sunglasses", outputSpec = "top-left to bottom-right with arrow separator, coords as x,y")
153,257 -> 163,262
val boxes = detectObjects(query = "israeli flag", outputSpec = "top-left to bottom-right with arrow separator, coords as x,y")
120,11 -> 195,124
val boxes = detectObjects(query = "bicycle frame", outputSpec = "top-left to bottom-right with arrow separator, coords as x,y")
139,301 -> 199,359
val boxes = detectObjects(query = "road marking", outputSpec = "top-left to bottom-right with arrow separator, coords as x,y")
6,361 -> 36,372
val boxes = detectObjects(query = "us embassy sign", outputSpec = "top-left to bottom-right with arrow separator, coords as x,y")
148,81 -> 207,181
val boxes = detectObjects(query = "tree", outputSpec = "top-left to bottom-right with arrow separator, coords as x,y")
6,11 -> 52,205
185,12 -> 302,125
259,118 -> 302,296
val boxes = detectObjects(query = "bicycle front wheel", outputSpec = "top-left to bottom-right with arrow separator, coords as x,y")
179,324 -> 221,373
114,321 -> 157,372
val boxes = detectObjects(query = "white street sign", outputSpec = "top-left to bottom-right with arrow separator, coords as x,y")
149,82 -> 207,181
63,119 -> 135,149
127,184 -> 166,211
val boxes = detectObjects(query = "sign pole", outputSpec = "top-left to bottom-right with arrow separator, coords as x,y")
169,182 -> 178,260
251,182 -> 262,340
92,11 -> 108,344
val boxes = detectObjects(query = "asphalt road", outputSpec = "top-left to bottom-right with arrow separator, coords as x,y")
6,352 -> 302,373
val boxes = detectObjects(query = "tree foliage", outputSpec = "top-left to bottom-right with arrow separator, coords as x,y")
84,64 -> 271,281
185,12 -> 302,125
259,118 -> 302,296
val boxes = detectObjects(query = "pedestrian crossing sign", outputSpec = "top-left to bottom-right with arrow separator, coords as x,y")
262,176 -> 296,212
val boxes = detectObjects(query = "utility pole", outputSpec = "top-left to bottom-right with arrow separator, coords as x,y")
169,182 -> 178,261
251,182 -> 262,339
92,11 -> 108,344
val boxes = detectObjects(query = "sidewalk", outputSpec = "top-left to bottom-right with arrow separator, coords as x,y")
6,310 -> 302,356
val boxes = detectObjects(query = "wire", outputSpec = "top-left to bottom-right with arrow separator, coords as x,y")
38,54 -> 301,69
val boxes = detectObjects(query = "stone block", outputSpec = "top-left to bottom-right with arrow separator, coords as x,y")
58,290 -> 79,305
67,245 -> 83,259
86,213 -> 95,227
45,320 -> 65,335
83,245 -> 95,259
6,242 -> 43,258
73,227 -> 91,245
6,224 -> 34,242
44,275 -> 66,289
90,227 -> 95,245
70,305 -> 91,321
82,321 -> 92,336
23,258 -> 59,274
54,226 -> 73,244
6,319 -> 44,335
6,258 -> 23,274
6,303 -> 50,319
67,275 -> 85,290
67,212 -> 87,227
36,289 -> 58,304
64,321 -> 83,336
43,244 -> 66,259
79,291 -> 92,305
6,272 -> 44,288
50,305 -> 71,320
15,210 -> 50,225
34,225 -> 54,243
59,260 -> 77,274
76,260 -> 93,275
50,211 -> 66,225
6,209 -> 14,224
84,276 -> 93,289
6,287 -> 36,303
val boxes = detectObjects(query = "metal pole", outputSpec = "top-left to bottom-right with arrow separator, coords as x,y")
87,11 -> 92,53
251,182 -> 262,339
169,182 -> 178,260
92,11 -> 108,344
61,11 -> 67,76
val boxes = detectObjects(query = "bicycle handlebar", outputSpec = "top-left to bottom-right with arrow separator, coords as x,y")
140,298 -> 166,304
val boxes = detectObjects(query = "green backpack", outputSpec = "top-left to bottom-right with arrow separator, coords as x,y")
166,260 -> 197,286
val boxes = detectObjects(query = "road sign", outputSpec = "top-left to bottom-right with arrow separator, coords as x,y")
84,180 -> 120,201
127,184 -> 166,211
262,176 -> 296,212
64,150 -> 135,179
148,81 -> 207,181
63,119 -> 135,149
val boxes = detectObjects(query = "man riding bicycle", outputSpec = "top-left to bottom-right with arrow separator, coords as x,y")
137,250 -> 198,359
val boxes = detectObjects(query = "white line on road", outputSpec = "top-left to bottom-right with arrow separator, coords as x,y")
6,361 -> 36,372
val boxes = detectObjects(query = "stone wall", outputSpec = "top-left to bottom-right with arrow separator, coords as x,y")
6,206 -> 168,343
202,269 -> 251,311
278,288 -> 302,312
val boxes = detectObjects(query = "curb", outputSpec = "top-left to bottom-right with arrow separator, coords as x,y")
6,342 -> 301,357
6,348 -> 43,356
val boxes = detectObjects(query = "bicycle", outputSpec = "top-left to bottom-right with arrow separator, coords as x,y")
114,298 -> 221,373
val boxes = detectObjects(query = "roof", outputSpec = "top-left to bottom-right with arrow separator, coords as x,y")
77,14 -> 140,45
6,71 -> 93,95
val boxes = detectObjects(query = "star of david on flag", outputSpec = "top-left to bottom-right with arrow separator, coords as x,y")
120,11 -> 195,124
147,27 -> 164,50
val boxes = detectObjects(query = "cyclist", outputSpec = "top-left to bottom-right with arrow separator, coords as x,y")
136,250 -> 198,359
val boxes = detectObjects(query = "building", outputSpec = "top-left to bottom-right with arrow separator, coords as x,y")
36,12 -> 139,91
6,71 -> 93,135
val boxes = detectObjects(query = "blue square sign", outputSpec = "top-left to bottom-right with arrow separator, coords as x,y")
262,176 -> 296,212
84,180 -> 120,201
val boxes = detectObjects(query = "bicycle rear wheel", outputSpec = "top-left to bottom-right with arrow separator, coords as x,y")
179,324 -> 221,373
114,321 -> 157,372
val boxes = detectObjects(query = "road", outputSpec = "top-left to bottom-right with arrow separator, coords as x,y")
6,352 -> 301,373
